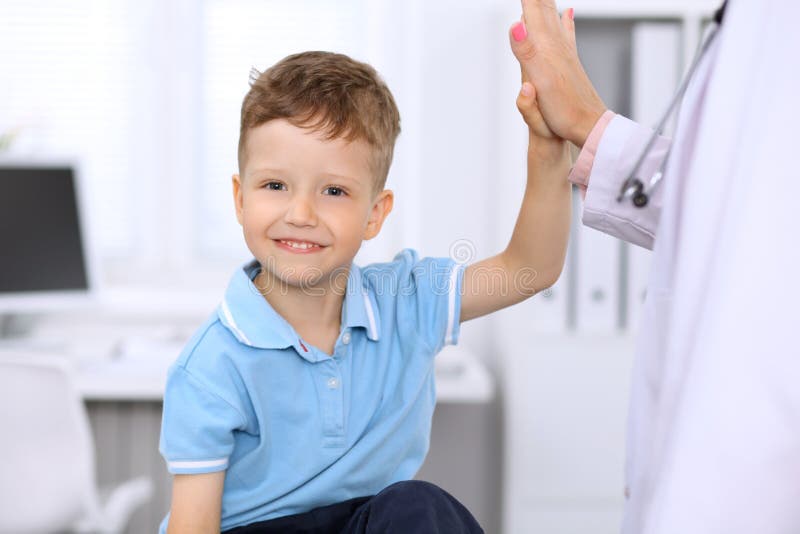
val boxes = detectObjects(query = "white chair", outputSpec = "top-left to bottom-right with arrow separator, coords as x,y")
0,354 -> 153,534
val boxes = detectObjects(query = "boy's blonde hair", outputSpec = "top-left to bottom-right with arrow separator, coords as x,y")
238,51 -> 401,192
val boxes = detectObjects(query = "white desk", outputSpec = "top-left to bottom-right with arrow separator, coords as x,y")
71,344 -> 495,403
2,303 -> 496,404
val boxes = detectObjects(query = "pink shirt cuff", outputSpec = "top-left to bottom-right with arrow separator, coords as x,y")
568,110 -> 616,196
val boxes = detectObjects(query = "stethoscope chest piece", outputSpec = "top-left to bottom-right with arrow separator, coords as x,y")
616,22 -> 720,208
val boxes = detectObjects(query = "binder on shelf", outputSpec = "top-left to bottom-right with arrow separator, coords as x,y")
627,21 -> 681,331
574,207 -> 620,333
571,18 -> 636,334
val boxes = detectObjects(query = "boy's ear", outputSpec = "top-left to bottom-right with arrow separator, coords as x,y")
363,189 -> 394,240
232,174 -> 244,226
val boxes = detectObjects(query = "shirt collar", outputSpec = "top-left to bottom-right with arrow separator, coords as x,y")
217,259 -> 380,353
342,262 -> 380,341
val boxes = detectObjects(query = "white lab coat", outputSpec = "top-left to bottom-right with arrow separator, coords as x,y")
582,1 -> 800,532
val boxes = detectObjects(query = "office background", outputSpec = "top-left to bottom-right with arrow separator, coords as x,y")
0,0 -> 719,532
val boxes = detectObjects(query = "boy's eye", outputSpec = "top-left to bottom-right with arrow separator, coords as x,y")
323,186 -> 346,197
264,181 -> 286,191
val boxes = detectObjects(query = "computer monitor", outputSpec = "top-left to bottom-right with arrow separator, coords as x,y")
0,159 -> 98,324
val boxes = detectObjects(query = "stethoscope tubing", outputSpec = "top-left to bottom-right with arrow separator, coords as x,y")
616,23 -> 721,207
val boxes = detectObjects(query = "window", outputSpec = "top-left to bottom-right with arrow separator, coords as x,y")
0,1 -> 144,259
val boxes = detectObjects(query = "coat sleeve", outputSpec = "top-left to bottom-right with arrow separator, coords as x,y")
581,114 -> 671,250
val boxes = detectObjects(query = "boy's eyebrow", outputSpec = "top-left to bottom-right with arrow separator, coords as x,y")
247,167 -> 283,179
322,173 -> 364,186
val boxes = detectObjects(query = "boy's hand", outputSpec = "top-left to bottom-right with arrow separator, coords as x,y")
517,79 -> 568,163
516,81 -> 556,140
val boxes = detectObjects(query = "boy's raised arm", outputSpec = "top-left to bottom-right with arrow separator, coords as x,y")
166,472 -> 225,534
459,105 -> 571,322
459,20 -> 573,323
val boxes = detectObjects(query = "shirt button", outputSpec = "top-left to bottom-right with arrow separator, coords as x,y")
624,486 -> 631,499
342,332 -> 351,345
327,377 -> 340,389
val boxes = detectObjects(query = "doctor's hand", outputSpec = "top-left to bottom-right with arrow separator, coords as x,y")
509,1 -> 606,148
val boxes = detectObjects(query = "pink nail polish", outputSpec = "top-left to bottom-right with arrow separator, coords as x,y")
568,8 -> 574,20
512,21 -> 527,42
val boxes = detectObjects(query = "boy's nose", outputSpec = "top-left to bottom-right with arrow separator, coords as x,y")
284,194 -> 318,227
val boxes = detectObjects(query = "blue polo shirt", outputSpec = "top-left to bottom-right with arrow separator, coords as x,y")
158,248 -> 464,533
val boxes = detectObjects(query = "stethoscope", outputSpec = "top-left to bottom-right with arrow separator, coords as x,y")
617,1 -> 726,208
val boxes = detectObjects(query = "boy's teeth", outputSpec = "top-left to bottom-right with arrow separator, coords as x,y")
281,240 -> 318,249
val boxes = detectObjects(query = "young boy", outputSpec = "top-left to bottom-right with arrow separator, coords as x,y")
158,50 -> 570,533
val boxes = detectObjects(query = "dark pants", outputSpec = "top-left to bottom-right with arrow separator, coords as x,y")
222,480 -> 484,534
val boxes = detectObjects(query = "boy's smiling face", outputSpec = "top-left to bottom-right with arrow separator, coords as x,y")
233,119 -> 393,291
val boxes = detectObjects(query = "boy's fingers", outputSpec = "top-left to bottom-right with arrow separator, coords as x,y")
516,92 -> 533,118
521,82 -> 536,100
516,83 -> 538,118
516,88 -> 552,138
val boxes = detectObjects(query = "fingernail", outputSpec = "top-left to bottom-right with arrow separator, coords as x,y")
520,82 -> 534,97
512,21 -> 527,42
568,8 -> 574,20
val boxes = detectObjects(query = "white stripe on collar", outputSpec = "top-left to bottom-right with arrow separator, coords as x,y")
362,289 -> 378,340
220,299 -> 253,346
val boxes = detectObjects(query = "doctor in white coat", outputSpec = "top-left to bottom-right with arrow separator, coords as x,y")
510,0 -> 800,532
